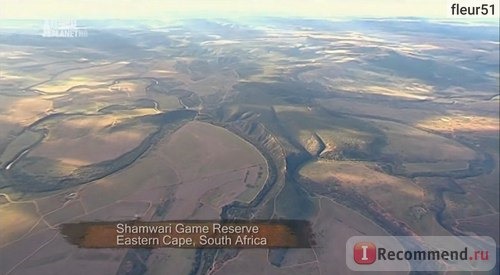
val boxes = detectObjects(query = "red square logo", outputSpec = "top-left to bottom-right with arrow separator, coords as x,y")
353,242 -> 376,264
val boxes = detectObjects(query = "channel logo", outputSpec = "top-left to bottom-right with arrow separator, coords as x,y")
353,242 -> 376,264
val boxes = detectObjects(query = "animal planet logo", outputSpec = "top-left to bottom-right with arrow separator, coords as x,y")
353,242 -> 377,264
42,19 -> 88,38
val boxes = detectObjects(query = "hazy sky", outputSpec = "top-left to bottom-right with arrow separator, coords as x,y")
0,0 -> 459,19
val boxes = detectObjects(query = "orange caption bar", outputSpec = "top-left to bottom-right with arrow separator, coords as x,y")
60,220 -> 314,249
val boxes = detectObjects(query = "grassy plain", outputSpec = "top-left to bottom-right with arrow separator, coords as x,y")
367,119 -> 476,162
300,160 -> 450,236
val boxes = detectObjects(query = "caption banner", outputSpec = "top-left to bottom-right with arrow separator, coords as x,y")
60,220 -> 314,249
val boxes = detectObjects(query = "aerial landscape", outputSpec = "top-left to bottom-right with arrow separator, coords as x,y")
0,10 -> 498,275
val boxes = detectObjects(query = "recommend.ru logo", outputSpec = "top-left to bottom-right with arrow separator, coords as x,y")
347,236 -> 496,271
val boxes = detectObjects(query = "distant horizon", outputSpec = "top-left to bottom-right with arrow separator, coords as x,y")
0,16 -> 498,28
